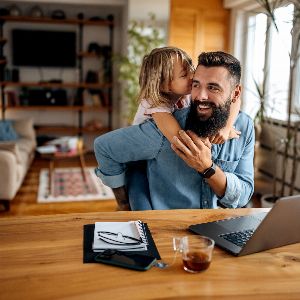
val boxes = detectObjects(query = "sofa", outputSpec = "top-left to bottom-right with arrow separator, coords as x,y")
0,119 -> 36,211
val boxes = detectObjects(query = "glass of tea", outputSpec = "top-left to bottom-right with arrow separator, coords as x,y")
173,235 -> 215,273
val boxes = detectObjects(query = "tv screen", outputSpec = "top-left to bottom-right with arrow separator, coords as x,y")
12,29 -> 77,68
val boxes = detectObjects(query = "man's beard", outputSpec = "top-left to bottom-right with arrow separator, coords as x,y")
185,98 -> 231,138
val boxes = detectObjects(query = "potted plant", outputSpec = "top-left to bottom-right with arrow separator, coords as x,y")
256,0 -> 300,206
116,13 -> 164,123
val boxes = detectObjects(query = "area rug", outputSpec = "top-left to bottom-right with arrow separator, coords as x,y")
38,167 -> 115,203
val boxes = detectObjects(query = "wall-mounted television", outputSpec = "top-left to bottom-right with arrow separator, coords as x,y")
12,29 -> 77,68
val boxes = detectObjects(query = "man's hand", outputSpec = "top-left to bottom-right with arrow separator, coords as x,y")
171,130 -> 212,173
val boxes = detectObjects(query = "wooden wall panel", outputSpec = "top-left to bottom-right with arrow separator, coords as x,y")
169,0 -> 230,64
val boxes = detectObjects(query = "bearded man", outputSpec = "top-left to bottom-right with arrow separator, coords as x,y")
94,51 -> 255,210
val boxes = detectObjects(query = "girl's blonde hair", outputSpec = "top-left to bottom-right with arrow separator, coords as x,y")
137,47 -> 194,108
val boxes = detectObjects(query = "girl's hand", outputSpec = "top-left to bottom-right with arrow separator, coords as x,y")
210,127 -> 241,144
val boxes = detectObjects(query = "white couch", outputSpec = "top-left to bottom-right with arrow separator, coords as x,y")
0,119 -> 36,211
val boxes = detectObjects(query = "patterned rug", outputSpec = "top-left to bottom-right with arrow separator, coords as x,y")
38,167 -> 115,203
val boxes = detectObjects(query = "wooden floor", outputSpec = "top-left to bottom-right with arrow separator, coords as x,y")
0,154 -> 271,218
0,153 -> 118,217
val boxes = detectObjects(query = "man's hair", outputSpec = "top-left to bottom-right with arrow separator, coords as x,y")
137,47 -> 194,108
198,51 -> 241,85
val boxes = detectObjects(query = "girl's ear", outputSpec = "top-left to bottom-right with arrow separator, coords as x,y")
231,85 -> 241,103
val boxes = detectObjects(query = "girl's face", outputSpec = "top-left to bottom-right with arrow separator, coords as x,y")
169,57 -> 193,96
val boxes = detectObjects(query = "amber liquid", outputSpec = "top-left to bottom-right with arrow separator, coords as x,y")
182,252 -> 211,272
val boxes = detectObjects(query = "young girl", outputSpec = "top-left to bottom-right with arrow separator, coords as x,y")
133,46 -> 241,144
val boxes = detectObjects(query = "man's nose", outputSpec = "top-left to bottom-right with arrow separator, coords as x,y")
193,88 -> 209,100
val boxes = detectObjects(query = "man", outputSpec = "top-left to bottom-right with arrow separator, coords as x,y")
94,51 -> 254,210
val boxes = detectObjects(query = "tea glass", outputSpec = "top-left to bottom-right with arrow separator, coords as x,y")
173,235 -> 215,273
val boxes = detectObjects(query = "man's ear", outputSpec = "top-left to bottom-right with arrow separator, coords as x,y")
231,85 -> 242,103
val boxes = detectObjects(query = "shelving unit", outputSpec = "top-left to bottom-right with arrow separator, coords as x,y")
0,15 -> 114,136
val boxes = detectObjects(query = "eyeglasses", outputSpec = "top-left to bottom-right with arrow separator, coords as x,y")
97,231 -> 143,246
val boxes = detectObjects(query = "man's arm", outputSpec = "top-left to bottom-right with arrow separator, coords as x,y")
171,130 -> 227,197
171,126 -> 254,208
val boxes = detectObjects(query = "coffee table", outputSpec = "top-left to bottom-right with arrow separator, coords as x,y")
40,139 -> 87,195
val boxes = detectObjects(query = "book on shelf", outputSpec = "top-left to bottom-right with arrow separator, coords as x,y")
93,220 -> 148,252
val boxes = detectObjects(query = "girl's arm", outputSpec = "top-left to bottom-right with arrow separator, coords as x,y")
152,112 -> 182,143
153,98 -> 241,144
210,97 -> 241,144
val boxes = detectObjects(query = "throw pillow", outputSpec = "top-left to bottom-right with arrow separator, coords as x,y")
0,120 -> 19,141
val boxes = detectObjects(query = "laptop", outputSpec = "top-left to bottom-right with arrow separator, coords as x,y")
189,195 -> 300,256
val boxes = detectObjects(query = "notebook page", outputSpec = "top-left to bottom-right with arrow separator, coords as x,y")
93,221 -> 148,252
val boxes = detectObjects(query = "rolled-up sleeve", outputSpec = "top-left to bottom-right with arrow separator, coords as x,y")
218,121 -> 255,208
94,121 -> 164,188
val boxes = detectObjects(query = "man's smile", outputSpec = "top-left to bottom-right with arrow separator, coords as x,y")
195,101 -> 214,117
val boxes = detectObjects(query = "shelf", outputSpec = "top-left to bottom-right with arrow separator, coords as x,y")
0,16 -> 113,27
35,125 -> 110,135
0,81 -> 112,89
6,105 -> 110,112
0,11 -> 113,137
35,125 -> 79,134
78,52 -> 100,58
81,127 -> 110,134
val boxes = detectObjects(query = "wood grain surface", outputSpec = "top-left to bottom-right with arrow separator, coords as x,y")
1,208 -> 300,300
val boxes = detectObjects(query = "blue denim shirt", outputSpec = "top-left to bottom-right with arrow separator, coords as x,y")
94,108 -> 255,210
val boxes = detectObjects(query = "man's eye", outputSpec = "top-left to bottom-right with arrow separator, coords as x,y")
208,86 -> 220,92
192,83 -> 199,88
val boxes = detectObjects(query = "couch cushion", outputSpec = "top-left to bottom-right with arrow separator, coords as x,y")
12,118 -> 35,140
16,138 -> 36,154
0,120 -> 19,141
0,142 -> 22,164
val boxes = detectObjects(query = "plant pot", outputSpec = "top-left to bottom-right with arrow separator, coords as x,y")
260,193 -> 279,208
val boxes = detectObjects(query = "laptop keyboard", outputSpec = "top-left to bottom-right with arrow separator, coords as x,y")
219,229 -> 255,247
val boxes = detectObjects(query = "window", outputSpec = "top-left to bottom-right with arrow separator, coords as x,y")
243,13 -> 267,120
235,2 -> 298,121
267,4 -> 294,119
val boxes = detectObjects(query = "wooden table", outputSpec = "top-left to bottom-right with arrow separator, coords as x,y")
1,208 -> 300,299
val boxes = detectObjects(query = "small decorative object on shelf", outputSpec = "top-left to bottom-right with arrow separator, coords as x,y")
77,12 -> 84,20
8,5 -> 22,17
51,10 -> 66,20
88,42 -> 101,55
30,5 -> 43,18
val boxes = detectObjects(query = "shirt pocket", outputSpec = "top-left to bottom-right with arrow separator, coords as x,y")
214,159 -> 239,172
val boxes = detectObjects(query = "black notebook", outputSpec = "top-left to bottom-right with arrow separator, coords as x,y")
83,223 -> 161,263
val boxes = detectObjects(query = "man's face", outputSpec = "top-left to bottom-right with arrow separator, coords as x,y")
186,65 -> 240,137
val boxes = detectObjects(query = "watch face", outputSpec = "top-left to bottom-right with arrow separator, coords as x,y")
203,163 -> 216,178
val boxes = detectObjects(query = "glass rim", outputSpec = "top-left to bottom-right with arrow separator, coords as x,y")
182,235 -> 215,248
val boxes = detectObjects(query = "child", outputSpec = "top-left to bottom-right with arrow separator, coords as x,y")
133,46 -> 241,143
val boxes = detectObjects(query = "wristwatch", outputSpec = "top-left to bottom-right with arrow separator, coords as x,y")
200,162 -> 216,179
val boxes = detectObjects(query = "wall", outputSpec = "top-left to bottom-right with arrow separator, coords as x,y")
168,0 -> 230,64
